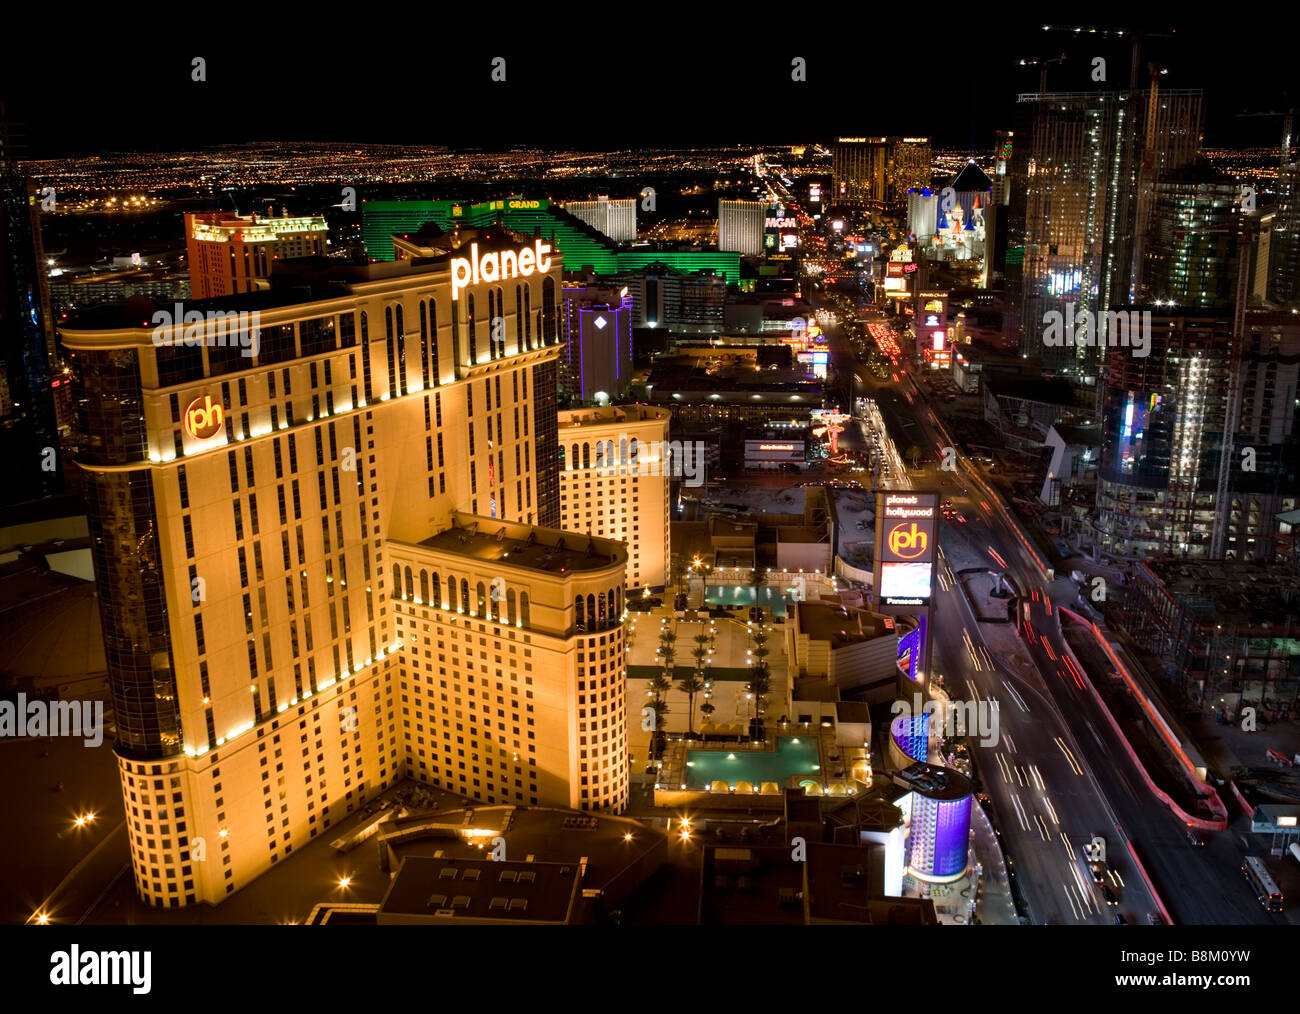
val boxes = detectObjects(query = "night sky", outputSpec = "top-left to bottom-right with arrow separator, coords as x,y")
1,16 -> 1292,157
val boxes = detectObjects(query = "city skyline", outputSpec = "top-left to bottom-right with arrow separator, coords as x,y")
0,22 -> 1297,989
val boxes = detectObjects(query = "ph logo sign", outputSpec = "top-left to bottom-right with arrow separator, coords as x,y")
183,395 -> 224,440
887,522 -> 928,559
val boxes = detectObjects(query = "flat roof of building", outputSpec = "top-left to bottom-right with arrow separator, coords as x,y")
416,514 -> 625,574
380,855 -> 579,923
795,602 -> 891,646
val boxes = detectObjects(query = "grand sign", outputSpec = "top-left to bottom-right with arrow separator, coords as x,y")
450,240 -> 553,301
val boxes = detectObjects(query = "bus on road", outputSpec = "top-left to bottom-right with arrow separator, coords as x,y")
1242,856 -> 1284,912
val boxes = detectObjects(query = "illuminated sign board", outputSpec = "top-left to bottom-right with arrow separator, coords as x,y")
451,240 -> 553,301
832,220 -> 844,232
809,185 -> 821,202
766,217 -> 797,228
757,444 -> 796,451
924,314 -> 941,327
507,199 -> 542,209
874,492 -> 938,610
923,300 -> 944,312
932,332 -> 946,351
183,395 -> 225,440
887,263 -> 905,277
903,262 -> 918,273
883,277 -> 906,291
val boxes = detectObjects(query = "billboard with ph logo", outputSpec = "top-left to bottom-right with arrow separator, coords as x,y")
874,491 -> 938,610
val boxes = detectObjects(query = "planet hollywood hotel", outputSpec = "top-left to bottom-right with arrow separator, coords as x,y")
62,225 -> 631,907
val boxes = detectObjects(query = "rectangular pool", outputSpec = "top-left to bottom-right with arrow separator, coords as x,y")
686,736 -> 821,789
704,584 -> 796,618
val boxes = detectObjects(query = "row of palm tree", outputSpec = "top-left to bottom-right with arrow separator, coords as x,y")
746,625 -> 773,741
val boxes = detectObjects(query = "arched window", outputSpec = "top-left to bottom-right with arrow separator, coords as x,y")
395,303 -> 407,395
491,586 -> 502,622
598,591 -> 606,628
594,443 -> 604,469
602,440 -> 616,475
476,581 -> 486,616
523,285 -> 532,349
515,285 -> 523,355
542,276 -> 557,345
428,299 -> 438,387
495,286 -> 506,359
582,443 -> 590,468
448,576 -> 458,611
575,595 -> 585,631
384,306 -> 396,399
507,588 -> 517,625
404,567 -> 414,600
430,572 -> 441,609
587,594 -> 596,630
619,437 -> 628,474
420,569 -> 429,604
571,444 -> 579,471
360,311 -> 372,403
460,578 -> 469,612
629,438 -> 639,473
520,591 -> 531,627
419,301 -> 429,390
392,563 -> 401,599
466,293 -> 477,365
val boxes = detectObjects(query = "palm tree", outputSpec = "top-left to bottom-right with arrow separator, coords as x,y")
649,698 -> 670,762
677,669 -> 705,737
746,658 -> 773,742
669,553 -> 689,597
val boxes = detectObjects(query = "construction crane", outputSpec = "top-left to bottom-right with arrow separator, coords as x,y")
1016,53 -> 1066,92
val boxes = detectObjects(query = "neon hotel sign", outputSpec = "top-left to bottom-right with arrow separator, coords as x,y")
450,240 -> 553,301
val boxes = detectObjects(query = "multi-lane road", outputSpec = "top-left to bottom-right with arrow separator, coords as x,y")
815,295 -> 1284,925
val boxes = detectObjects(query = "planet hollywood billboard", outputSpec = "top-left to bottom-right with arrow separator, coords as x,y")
873,491 -> 938,612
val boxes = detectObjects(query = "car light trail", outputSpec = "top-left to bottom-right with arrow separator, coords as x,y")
1055,736 -> 1084,775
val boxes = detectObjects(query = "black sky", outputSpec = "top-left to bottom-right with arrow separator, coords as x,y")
1,12 -> 1292,158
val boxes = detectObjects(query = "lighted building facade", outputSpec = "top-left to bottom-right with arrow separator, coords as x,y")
1007,89 -> 1203,375
558,404 -> 671,592
1141,167 -> 1241,307
60,225 -> 625,907
559,283 -> 634,402
563,196 -> 637,243
1092,309 -> 1300,561
184,211 -> 329,300
718,199 -> 766,257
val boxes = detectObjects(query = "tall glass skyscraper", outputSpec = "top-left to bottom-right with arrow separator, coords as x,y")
1007,88 -> 1203,379
0,107 -> 62,503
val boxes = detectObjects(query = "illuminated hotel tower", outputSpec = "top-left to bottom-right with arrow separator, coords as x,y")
63,225 -> 628,907
558,405 -> 672,592
185,210 -> 329,300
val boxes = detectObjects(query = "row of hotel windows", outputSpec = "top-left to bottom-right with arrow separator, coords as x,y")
153,278 -> 559,387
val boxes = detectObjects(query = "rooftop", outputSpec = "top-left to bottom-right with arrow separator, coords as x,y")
795,602 -> 892,647
415,514 -> 625,575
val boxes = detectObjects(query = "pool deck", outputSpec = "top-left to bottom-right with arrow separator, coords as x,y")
652,725 -> 871,810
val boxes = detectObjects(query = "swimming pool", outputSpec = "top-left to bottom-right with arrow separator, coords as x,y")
685,736 -> 821,789
704,585 -> 796,617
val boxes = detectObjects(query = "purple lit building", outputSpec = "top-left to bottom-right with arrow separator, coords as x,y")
560,283 -> 633,403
